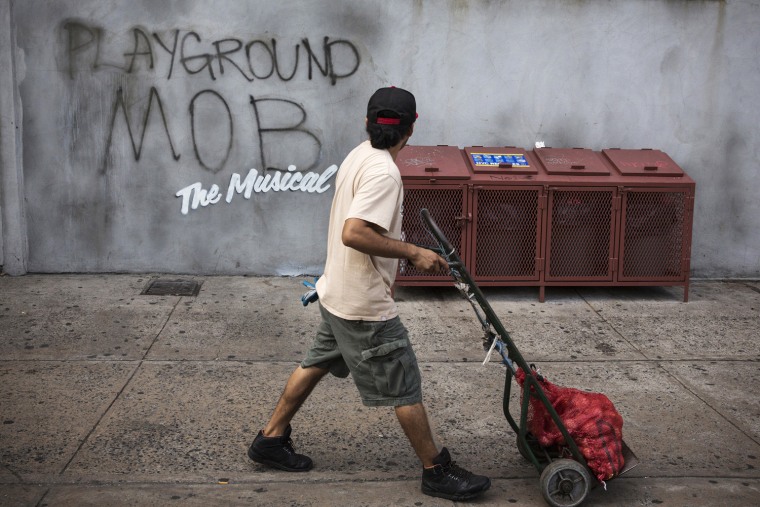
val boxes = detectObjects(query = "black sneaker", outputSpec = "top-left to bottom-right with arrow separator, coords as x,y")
247,425 -> 313,472
421,447 -> 491,501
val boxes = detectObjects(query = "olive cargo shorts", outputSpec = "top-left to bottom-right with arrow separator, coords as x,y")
301,304 -> 423,407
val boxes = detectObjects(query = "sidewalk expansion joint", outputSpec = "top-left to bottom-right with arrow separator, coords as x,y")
56,296 -> 184,476
576,289 -> 651,360
661,365 -> 760,449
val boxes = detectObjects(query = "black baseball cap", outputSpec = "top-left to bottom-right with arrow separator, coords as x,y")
367,87 -> 418,126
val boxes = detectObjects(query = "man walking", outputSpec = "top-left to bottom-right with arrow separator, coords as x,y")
248,87 -> 491,501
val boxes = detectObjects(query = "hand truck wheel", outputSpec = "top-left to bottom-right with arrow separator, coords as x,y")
539,459 -> 592,507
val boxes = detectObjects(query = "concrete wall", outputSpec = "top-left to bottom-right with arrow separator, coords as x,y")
2,0 -> 759,278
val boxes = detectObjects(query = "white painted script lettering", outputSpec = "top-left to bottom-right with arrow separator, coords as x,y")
176,164 -> 338,215
175,182 -> 222,215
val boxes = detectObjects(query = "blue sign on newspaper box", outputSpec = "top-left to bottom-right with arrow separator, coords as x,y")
471,153 -> 529,167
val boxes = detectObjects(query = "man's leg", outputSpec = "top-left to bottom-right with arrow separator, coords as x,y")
248,365 -> 328,472
396,402 -> 492,501
263,365 -> 329,436
394,402 -> 439,467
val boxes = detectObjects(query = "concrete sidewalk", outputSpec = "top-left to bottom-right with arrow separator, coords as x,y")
1,275 -> 759,506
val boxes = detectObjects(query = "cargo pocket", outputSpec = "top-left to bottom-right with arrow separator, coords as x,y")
361,338 -> 419,398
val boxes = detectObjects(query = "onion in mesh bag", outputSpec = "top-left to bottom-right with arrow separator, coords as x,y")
515,367 -> 624,482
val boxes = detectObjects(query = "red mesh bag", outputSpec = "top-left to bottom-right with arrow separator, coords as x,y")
515,367 -> 625,482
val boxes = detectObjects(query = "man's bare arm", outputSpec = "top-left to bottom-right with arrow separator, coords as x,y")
341,218 -> 446,273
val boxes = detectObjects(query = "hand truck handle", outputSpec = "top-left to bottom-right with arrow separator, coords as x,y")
420,208 -> 456,257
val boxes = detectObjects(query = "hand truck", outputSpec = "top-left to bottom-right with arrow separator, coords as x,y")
419,208 -> 638,507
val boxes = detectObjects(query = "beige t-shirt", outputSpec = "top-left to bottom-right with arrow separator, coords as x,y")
316,140 -> 403,321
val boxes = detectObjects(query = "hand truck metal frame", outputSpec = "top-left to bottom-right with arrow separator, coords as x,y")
419,208 -> 638,507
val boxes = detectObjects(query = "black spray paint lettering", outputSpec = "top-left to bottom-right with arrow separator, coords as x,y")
175,164 -> 339,215
190,90 -> 233,174
125,27 -> 154,73
104,87 -> 323,174
152,29 -> 179,79
102,86 -> 180,173
63,21 -> 360,85
64,21 -> 136,77
250,95 -> 321,172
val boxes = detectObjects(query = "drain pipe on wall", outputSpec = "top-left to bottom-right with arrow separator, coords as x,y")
0,0 -> 29,275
